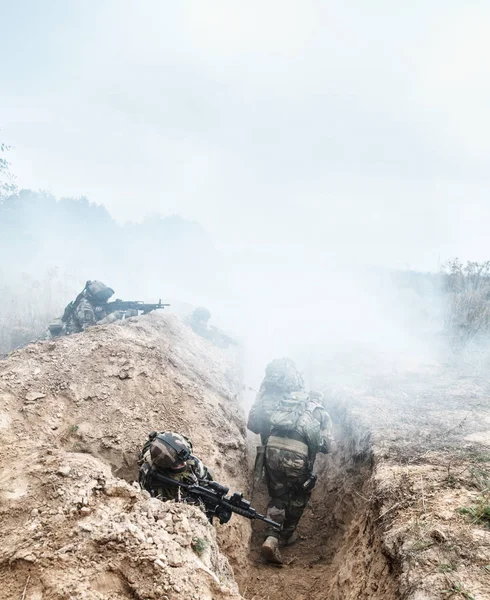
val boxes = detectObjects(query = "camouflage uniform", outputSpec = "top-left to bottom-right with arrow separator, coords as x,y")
264,438 -> 313,541
138,431 -> 212,505
139,455 -> 211,501
247,358 -> 305,445
263,396 -> 334,546
65,297 -> 108,333
186,307 -> 237,348
64,280 -> 115,334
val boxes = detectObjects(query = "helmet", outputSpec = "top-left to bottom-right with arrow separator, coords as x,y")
85,280 -> 114,303
309,390 -> 325,404
192,307 -> 211,323
149,432 -> 192,473
264,358 -> 304,392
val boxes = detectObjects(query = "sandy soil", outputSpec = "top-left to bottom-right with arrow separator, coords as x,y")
2,315 -> 490,600
0,313 -> 249,600
238,356 -> 490,600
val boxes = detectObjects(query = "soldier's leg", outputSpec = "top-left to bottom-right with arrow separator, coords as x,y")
281,486 -> 311,542
262,467 -> 288,564
264,460 -> 288,539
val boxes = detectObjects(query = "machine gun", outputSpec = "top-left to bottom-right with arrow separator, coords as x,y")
149,471 -> 280,529
105,299 -> 170,315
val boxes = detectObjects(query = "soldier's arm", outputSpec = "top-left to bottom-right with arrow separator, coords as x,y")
74,298 -> 97,329
191,456 -> 213,481
97,310 -> 124,325
316,408 -> 337,454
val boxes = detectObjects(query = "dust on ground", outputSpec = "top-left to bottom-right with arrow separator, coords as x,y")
0,313 -> 249,600
3,314 -> 490,600
238,355 -> 490,600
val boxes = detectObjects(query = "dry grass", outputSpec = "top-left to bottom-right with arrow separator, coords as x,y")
0,268 -> 76,354
442,259 -> 490,347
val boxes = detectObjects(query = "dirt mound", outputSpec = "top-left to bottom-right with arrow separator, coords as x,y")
238,429 -> 398,600
0,314 -> 249,599
324,364 -> 490,600
5,315 -> 488,599
238,360 -> 490,600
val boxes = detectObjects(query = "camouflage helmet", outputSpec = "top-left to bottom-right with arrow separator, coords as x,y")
264,358 -> 304,392
149,431 -> 193,473
85,280 -> 114,303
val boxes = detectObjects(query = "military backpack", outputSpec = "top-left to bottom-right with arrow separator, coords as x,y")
269,392 -> 324,449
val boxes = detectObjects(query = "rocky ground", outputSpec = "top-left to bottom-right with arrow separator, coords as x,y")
0,313 -> 248,600
240,354 -> 490,600
2,314 -> 490,600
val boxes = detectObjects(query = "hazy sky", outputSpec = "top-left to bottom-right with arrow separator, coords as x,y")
2,1 -> 490,270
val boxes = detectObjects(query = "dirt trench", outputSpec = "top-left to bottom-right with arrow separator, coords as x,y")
237,413 -> 399,600
8,317 -> 489,598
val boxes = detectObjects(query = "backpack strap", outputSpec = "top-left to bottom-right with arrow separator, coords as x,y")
61,281 -> 90,322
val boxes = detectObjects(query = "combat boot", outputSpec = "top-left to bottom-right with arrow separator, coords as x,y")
261,536 -> 283,565
279,532 -> 298,548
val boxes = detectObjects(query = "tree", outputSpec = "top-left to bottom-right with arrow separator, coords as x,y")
0,141 -> 17,198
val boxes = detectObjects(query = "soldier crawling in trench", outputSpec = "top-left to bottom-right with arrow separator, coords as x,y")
248,358 -> 335,564
138,431 -> 212,501
138,431 -> 279,530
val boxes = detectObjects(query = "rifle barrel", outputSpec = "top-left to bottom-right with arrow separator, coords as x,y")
149,472 -> 280,529
257,514 -> 282,529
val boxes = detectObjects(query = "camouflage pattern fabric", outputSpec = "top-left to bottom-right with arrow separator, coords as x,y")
264,444 -> 312,541
262,399 -> 335,541
247,358 -> 305,445
139,456 -> 211,503
65,297 -> 108,334
247,389 -> 286,445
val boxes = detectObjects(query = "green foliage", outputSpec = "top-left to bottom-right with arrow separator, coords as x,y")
438,563 -> 457,573
473,454 -> 490,463
191,537 -> 207,556
442,582 -> 475,599
458,504 -> 490,526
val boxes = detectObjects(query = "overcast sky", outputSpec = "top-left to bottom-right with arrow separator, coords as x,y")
2,0 -> 490,271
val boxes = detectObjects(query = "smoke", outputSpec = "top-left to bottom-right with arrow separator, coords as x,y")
0,186 -> 446,382
221,257 -> 445,403
3,1 -> 489,396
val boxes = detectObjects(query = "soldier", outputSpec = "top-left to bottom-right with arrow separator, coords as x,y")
261,390 -> 335,564
63,280 -> 115,334
138,431 -> 212,502
187,306 -> 212,338
186,306 -> 238,348
247,358 -> 305,445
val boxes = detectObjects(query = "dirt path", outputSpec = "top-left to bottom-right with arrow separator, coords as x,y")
237,441 -> 398,600
239,482 -> 341,600
237,357 -> 490,600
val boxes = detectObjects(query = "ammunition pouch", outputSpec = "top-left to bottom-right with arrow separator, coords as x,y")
267,435 -> 309,457
301,474 -> 317,492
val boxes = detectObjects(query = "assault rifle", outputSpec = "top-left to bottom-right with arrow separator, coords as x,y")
150,471 -> 280,529
106,299 -> 170,315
